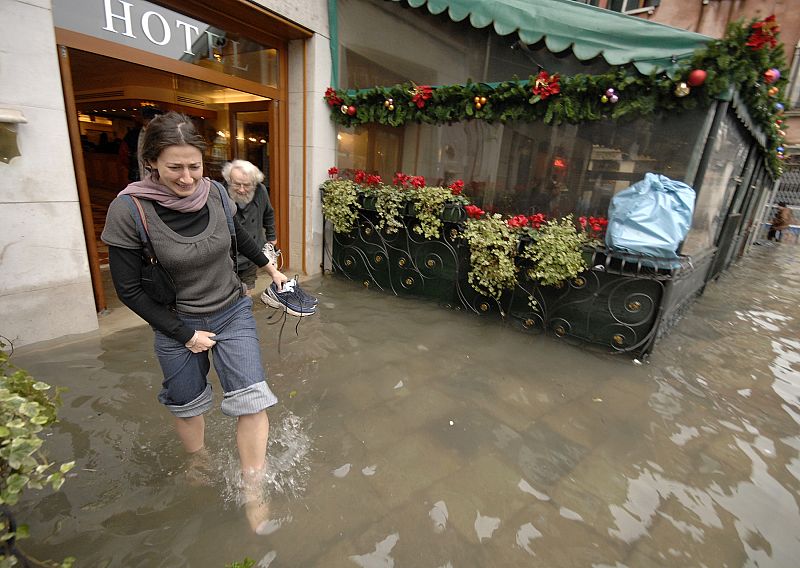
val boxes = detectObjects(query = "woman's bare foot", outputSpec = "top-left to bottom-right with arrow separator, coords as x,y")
185,447 -> 214,486
242,467 -> 271,534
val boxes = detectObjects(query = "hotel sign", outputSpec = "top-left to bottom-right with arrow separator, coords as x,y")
53,0 -> 278,87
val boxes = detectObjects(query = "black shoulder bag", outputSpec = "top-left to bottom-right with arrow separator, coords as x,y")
122,195 -> 177,306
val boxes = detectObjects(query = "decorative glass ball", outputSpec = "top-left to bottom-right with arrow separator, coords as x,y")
341,104 -> 349,114
764,68 -> 781,84
609,94 -> 619,104
687,69 -> 707,87
674,82 -> 690,97
605,88 -> 615,97
600,95 -> 609,103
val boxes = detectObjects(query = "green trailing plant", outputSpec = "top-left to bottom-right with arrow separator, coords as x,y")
324,17 -> 788,176
226,559 -> 256,568
463,213 -> 520,300
409,185 -> 455,240
321,178 -> 360,234
0,347 -> 75,567
520,215 -> 589,287
373,184 -> 407,234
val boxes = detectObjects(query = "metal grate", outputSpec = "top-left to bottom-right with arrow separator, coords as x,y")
777,167 -> 800,206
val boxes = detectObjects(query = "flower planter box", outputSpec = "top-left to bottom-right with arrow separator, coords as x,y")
328,210 -> 700,357
441,202 -> 467,224
361,194 -> 379,211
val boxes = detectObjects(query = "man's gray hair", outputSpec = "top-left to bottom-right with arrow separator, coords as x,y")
222,160 -> 265,184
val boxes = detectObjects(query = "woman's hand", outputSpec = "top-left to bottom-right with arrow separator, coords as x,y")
264,263 -> 288,290
185,330 -> 216,353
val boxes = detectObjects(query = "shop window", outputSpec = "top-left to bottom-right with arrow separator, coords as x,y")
338,109 -> 707,221
681,115 -> 749,255
606,0 -> 661,15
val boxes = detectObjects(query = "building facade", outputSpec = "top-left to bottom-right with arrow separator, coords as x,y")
1,0 -> 797,348
1,0 -> 335,347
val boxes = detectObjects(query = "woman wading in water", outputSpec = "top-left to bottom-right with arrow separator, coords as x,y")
102,111 -> 284,533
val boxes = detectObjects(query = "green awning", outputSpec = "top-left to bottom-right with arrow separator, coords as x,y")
391,0 -> 712,75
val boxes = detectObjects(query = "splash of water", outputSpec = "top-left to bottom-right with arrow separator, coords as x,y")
219,410 -> 313,507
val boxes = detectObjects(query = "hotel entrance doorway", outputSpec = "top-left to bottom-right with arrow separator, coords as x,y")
60,47 -> 280,308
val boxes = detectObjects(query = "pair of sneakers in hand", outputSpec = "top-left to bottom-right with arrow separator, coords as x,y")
260,244 -> 318,317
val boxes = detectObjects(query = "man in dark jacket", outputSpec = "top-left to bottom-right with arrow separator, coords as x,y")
222,160 -> 277,290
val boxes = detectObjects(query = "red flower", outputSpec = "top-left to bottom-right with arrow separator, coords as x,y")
393,172 -> 410,187
354,169 -> 367,184
528,213 -> 546,229
531,71 -> 561,101
465,204 -> 485,219
410,175 -> 426,188
506,214 -> 530,228
410,85 -> 433,109
324,87 -> 343,108
746,15 -> 779,50
580,215 -> 608,236
328,166 -> 339,178
366,174 -> 382,186
449,179 -> 464,196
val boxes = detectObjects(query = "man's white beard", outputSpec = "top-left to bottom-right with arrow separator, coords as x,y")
229,187 -> 256,206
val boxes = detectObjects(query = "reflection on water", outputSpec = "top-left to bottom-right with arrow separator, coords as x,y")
14,244 -> 800,567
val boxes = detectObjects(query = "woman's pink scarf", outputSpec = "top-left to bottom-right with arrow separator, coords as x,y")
118,176 -> 211,213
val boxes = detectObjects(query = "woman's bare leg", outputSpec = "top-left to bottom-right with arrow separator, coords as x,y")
174,415 -> 205,453
237,411 -> 269,472
237,411 -> 271,533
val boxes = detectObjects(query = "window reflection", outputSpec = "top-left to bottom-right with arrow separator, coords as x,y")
337,111 -> 707,220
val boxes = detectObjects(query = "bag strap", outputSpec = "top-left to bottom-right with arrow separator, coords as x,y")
121,194 -> 158,265
211,180 -> 238,261
212,180 -> 235,236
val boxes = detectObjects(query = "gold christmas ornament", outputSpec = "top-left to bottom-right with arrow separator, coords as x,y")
674,82 -> 690,97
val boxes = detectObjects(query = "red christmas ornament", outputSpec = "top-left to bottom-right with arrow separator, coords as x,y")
687,69 -> 707,87
347,105 -> 357,116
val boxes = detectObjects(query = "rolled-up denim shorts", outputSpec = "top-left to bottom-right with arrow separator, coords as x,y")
154,296 -> 278,418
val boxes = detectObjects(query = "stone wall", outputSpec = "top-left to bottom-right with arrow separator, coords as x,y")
0,0 -> 99,347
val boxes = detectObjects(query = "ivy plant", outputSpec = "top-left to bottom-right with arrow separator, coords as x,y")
373,184 -> 408,235
321,178 -> 360,234
462,213 -> 520,300
520,215 -> 588,286
409,186 -> 455,240
0,347 -> 75,567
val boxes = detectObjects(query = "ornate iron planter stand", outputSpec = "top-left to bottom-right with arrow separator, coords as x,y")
327,207 -> 710,358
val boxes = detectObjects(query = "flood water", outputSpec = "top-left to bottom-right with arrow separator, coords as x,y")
13,242 -> 800,567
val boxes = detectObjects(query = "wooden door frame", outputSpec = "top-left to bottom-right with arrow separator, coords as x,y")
228,100 -> 288,250
57,45 -> 107,313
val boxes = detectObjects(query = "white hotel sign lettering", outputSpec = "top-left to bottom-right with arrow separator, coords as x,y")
101,0 -> 248,70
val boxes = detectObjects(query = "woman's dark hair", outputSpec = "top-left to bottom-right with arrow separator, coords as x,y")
140,111 -> 207,174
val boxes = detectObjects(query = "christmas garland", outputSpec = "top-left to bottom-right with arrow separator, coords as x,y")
325,17 -> 789,176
